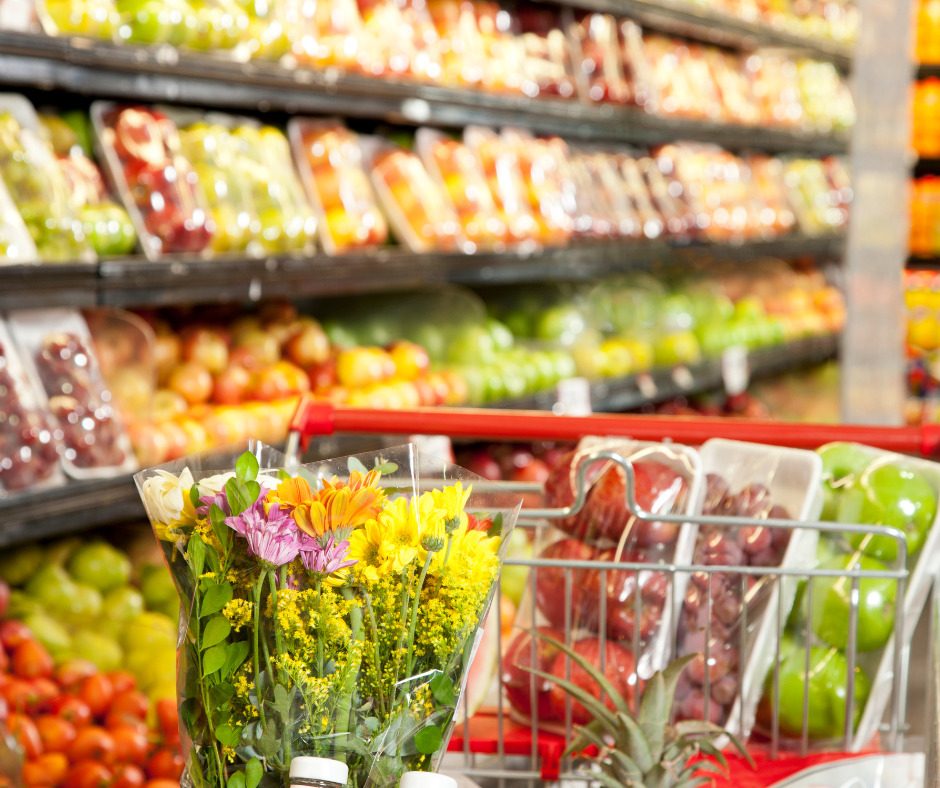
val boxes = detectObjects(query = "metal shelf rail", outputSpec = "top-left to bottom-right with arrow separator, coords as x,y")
0,31 -> 850,149
0,236 -> 846,311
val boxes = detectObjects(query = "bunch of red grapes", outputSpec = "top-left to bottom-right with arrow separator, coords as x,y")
674,473 -> 792,724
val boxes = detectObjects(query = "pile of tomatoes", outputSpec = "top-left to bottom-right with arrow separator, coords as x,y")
0,613 -> 183,788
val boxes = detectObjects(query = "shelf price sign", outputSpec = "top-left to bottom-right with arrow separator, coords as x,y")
554,377 -> 592,416
721,345 -> 750,395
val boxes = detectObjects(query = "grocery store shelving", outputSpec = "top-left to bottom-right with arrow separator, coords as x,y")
0,31 -> 849,151
0,235 -> 845,310
543,0 -> 854,68
0,333 -> 838,548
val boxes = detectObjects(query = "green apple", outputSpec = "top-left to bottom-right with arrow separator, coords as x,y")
547,350 -> 577,380
46,537 -> 82,568
72,630 -> 123,673
653,331 -> 702,366
534,304 -> 587,346
68,541 -> 132,593
818,443 -> 873,520
140,564 -> 177,611
22,612 -> 72,660
810,554 -> 896,653
446,325 -> 497,366
70,584 -> 104,621
451,365 -> 486,405
494,360 -> 526,400
485,318 -> 514,352
734,296 -> 766,321
410,323 -> 447,364
774,646 -> 870,739
837,463 -> 937,562
121,611 -> 177,654
102,586 -> 146,622
322,321 -> 359,350
127,645 -> 177,691
0,543 -> 43,586
26,565 -> 78,614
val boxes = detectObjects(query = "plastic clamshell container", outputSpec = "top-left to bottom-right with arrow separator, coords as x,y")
0,317 -> 65,496
694,438 -> 823,742
90,101 -> 215,259
811,442 -> 940,751
0,172 -> 38,265
7,308 -> 137,480
0,94 -> 95,263
288,118 -> 387,255
415,127 -> 508,253
363,136 -> 460,253
766,752 -> 924,788
505,437 -> 704,734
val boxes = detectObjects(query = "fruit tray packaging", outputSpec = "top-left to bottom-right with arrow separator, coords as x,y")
0,173 -> 38,265
515,3 -> 577,100
0,94 -> 96,263
782,158 -> 848,237
363,135 -> 460,253
91,102 -> 215,259
745,50 -> 804,129
288,118 -> 387,255
675,438 -> 822,742
706,49 -> 760,126
756,442 -> 940,751
415,127 -> 509,253
614,152 -> 667,240
636,154 -> 698,238
474,0 -> 525,95
291,0 -> 371,73
747,155 -> 797,238
164,106 -> 316,256
500,128 -> 576,247
427,0 -> 489,89
464,126 -> 541,249
7,308 -> 137,480
502,437 -> 703,733
0,317 -> 65,496
356,0 -> 444,84
567,11 -> 630,105
39,111 -> 138,259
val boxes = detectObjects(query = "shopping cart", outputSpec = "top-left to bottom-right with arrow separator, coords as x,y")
287,401 -> 940,787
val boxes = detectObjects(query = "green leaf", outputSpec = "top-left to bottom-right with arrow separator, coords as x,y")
278,469 -> 291,481
348,456 -> 369,475
202,616 -> 231,650
245,759 -> 263,788
564,720 -> 608,758
615,712 -> 654,774
246,480 -> 260,503
608,749 -> 643,782
206,547 -> 221,575
255,727 -> 279,759
201,582 -> 233,618
527,667 -> 616,729
202,645 -> 226,677
215,723 -> 241,748
363,717 -> 380,733
533,632 -> 629,716
225,478 -> 254,517
236,451 -> 259,484
373,460 -> 398,475
429,673 -> 455,707
227,772 -> 246,788
413,724 -> 443,755
638,669 -> 666,760
209,683 -> 235,708
190,483 -> 202,510
221,640 -> 250,679
585,771 -> 631,788
273,683 -> 292,716
209,504 -> 231,550
180,697 -> 198,733
487,512 -> 504,539
188,535 -> 207,579
673,720 -> 728,739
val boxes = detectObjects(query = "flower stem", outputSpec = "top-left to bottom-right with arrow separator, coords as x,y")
441,534 -> 453,571
252,574 -> 268,730
362,591 -> 385,718
404,553 -> 433,678
316,580 -> 324,678
334,587 -> 362,764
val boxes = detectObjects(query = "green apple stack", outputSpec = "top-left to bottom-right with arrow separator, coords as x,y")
0,535 -> 179,704
759,443 -> 936,741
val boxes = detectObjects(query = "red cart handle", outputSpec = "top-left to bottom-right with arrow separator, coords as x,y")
289,397 -> 940,457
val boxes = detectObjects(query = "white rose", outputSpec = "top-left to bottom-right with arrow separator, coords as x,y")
142,468 -> 197,529
196,472 -> 280,498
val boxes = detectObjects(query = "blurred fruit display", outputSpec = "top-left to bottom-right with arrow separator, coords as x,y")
905,269 -> 940,401
0,97 -> 95,263
39,112 -> 137,258
914,79 -> 940,157
911,177 -> 940,257
919,0 -> 940,65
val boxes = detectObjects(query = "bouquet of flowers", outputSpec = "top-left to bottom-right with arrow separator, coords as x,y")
135,442 -> 521,788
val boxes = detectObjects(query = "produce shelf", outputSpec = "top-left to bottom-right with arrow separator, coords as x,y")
542,0 -> 854,69
0,31 -> 850,151
0,235 -> 845,310
0,334 -> 838,548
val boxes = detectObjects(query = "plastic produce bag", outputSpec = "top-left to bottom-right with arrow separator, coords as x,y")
135,442 -> 521,788
501,436 -> 702,731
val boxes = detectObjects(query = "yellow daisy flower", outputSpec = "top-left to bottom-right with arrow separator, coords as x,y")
348,517 -> 387,584
430,482 -> 472,531
379,496 -> 419,572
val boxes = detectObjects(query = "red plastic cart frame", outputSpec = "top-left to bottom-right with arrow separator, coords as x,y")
289,398 -> 940,456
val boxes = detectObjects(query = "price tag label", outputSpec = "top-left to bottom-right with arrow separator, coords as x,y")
554,377 -> 592,416
721,346 -> 750,395
636,372 -> 657,400
407,434 -> 454,465
671,365 -> 694,390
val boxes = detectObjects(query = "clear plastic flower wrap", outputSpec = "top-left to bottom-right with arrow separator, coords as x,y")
135,441 -> 521,788
501,436 -> 702,732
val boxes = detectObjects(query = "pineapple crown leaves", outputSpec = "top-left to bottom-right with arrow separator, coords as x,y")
523,632 -> 754,788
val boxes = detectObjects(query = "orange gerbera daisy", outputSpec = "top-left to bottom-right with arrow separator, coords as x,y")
293,481 -> 384,541
265,476 -> 315,512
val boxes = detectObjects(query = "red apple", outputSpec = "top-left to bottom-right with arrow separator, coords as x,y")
534,539 -> 595,629
232,329 -> 280,369
548,637 -> 642,724
0,579 -> 9,620
212,365 -> 252,406
463,450 -> 502,481
542,451 -> 607,539
180,327 -> 229,375
166,361 -> 213,406
502,626 -> 565,720
308,357 -> 338,391
284,322 -> 331,367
